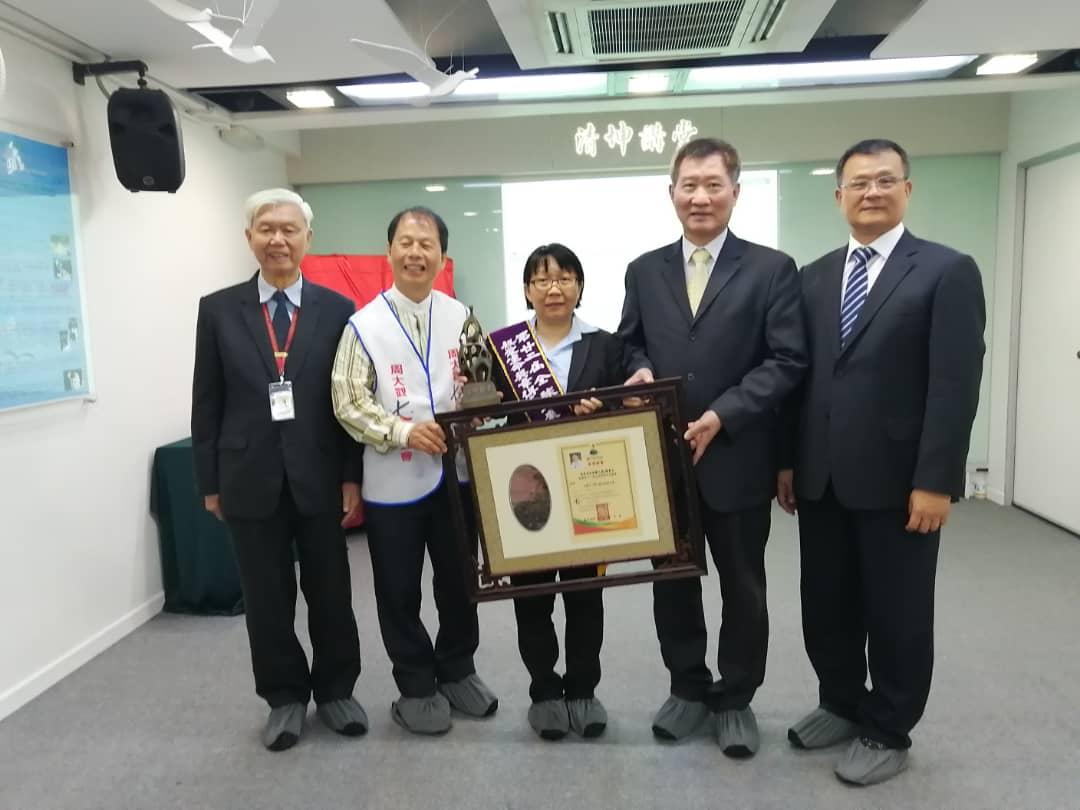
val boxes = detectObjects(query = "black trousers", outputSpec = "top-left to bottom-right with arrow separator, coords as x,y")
226,483 -> 362,708
797,484 -> 940,749
652,500 -> 771,711
363,484 -> 480,697
512,566 -> 604,702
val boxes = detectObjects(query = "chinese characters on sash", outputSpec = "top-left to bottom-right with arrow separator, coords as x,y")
487,321 -> 572,422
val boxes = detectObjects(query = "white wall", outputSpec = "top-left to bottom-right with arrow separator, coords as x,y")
988,85 -> 1080,505
0,30 -> 289,719
288,94 -> 1009,183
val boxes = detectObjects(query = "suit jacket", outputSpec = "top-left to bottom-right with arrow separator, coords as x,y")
191,273 -> 363,520
492,325 -> 626,400
617,233 -> 807,511
785,229 -> 986,508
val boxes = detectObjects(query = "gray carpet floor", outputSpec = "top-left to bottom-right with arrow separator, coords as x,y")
1,501 -> 1078,810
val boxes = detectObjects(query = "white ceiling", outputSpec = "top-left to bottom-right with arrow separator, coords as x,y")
874,0 -> 1080,59
0,0 -> 474,88
0,0 -> 1077,91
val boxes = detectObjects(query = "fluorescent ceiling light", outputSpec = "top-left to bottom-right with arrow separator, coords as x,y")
425,184 -> 447,192
810,167 -> 834,176
463,211 -> 478,217
976,53 -> 1038,76
337,56 -> 974,107
286,89 -> 335,109
628,73 -> 669,94
337,73 -> 605,103
452,73 -> 607,99
685,56 -> 975,92
337,82 -> 429,101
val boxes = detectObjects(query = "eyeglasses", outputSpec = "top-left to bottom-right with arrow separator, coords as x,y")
840,175 -> 906,193
529,277 -> 579,290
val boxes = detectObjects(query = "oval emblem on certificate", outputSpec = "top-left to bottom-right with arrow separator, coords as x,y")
508,464 -> 551,531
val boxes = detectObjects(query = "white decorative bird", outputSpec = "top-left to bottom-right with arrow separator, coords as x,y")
350,39 -> 477,98
146,0 -> 278,64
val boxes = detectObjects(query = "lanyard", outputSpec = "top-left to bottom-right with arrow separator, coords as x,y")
262,302 -> 299,379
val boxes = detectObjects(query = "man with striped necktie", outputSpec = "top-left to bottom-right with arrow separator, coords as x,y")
777,139 -> 986,785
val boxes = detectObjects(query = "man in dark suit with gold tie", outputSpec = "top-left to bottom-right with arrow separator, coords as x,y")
777,139 -> 986,785
191,188 -> 366,751
618,138 -> 807,756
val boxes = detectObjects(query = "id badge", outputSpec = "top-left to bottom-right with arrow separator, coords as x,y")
269,380 -> 296,421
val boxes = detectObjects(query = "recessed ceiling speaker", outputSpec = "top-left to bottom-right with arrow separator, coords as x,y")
107,87 -> 185,193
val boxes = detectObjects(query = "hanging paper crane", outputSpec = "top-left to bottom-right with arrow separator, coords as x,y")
146,0 -> 278,64
350,39 -> 478,98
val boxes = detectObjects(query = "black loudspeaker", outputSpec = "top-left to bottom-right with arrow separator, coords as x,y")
106,88 -> 185,193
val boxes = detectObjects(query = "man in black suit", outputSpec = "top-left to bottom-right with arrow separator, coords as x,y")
777,139 -> 986,785
192,188 -> 366,751
617,138 -> 807,756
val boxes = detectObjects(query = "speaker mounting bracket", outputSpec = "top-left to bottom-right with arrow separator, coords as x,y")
73,60 -> 150,87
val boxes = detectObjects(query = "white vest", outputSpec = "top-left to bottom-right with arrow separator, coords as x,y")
350,290 -> 467,504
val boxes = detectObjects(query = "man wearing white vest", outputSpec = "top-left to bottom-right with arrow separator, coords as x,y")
332,206 -> 498,735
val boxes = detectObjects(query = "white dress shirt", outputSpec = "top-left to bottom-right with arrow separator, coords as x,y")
681,230 -> 729,285
841,222 -> 906,299
533,314 -> 599,392
257,271 -> 303,319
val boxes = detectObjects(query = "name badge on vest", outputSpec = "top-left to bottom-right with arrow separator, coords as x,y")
269,380 -> 295,421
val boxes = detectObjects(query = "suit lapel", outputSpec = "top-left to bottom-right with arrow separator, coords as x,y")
565,331 -> 591,392
694,232 -> 742,322
659,240 -> 694,324
283,280 -> 321,381
822,248 -> 847,360
838,230 -> 919,358
240,275 -> 278,380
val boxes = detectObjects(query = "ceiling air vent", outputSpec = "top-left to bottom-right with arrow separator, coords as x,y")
548,11 -> 575,54
588,0 -> 745,56
534,0 -> 793,63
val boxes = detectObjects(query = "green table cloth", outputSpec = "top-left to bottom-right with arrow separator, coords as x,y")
150,437 -> 244,615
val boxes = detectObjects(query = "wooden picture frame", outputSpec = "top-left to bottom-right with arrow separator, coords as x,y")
435,378 -> 706,602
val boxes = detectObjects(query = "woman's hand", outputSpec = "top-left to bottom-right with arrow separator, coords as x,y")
572,396 -> 603,416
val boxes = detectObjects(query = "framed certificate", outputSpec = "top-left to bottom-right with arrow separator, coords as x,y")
436,378 -> 706,602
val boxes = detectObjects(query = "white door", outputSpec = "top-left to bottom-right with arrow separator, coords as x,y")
1013,150 -> 1080,535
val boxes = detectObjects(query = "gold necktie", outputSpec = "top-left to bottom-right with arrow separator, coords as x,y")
687,247 -> 711,315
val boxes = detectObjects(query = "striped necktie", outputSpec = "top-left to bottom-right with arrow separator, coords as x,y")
839,246 -> 875,345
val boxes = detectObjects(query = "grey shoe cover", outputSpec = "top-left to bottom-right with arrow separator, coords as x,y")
528,698 -> 570,741
715,706 -> 760,758
317,696 -> 369,736
788,706 -> 859,749
567,697 -> 608,738
651,694 -> 709,741
392,692 -> 452,735
439,672 -> 499,718
835,738 -> 909,786
262,702 -> 304,751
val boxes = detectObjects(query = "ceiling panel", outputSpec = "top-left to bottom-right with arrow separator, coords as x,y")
0,0 -> 477,87
874,0 -> 1080,58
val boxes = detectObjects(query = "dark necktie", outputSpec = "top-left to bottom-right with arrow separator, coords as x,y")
840,246 -> 875,345
271,290 -> 291,347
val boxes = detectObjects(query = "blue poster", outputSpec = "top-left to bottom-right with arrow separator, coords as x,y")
0,130 -> 90,411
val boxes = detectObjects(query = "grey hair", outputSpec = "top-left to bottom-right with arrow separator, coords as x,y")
243,188 -> 314,229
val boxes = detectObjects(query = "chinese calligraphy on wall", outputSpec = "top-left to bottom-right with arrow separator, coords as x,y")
574,119 -> 698,158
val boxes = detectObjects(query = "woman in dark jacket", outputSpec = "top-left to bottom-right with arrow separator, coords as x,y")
489,243 -> 626,741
